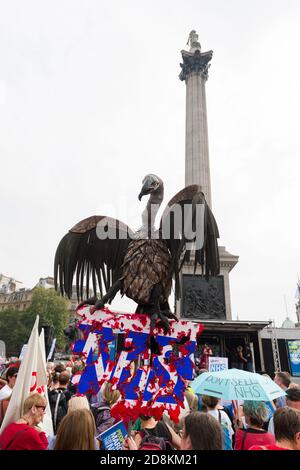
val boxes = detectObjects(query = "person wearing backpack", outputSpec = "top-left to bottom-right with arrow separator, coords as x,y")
91,382 -> 121,448
202,394 -> 234,450
48,371 -> 71,433
131,414 -> 178,450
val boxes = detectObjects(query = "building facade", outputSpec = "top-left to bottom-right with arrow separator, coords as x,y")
0,274 -> 78,315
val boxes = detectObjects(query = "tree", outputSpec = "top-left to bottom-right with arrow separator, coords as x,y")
0,308 -> 28,357
25,288 -> 69,349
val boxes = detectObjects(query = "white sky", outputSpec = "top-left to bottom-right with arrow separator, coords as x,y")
0,0 -> 299,326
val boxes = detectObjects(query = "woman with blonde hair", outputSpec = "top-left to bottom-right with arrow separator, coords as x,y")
101,381 -> 121,406
0,393 -> 48,450
54,409 -> 97,450
68,395 -> 90,412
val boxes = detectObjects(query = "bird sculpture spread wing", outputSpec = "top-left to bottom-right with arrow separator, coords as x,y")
54,216 -> 133,301
159,184 -> 220,301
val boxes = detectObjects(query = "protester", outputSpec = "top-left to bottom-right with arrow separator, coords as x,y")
202,394 -> 234,448
48,370 -> 71,433
68,395 -> 90,412
0,366 -> 18,401
268,387 -> 300,434
48,369 -> 61,391
54,363 -> 66,374
0,396 -> 10,426
288,382 -> 300,390
181,411 -> 223,450
285,387 -> 300,410
68,361 -> 84,396
250,407 -> 300,450
131,414 -> 179,450
194,369 -> 208,411
199,344 -> 213,369
0,366 -> 19,425
0,393 -> 48,450
245,344 -> 254,372
46,362 -> 55,374
234,401 -> 275,450
184,388 -> 198,412
91,381 -> 120,447
53,409 -> 98,450
274,372 -> 291,408
236,345 -> 247,370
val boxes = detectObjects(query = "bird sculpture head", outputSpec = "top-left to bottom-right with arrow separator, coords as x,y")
138,174 -> 163,201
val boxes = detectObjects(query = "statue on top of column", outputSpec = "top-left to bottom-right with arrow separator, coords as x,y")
187,30 -> 201,51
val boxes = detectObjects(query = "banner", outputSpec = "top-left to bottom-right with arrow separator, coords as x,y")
287,340 -> 300,377
71,306 -> 202,422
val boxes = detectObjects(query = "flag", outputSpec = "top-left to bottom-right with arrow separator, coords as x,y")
295,283 -> 300,300
39,328 -> 54,436
0,316 -> 51,434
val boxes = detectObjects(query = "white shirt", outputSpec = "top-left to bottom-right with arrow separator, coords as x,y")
0,384 -> 12,400
208,409 -> 234,438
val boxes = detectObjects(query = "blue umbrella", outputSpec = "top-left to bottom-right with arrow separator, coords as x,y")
190,368 -> 285,401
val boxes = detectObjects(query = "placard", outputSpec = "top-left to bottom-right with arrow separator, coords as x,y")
208,356 -> 228,372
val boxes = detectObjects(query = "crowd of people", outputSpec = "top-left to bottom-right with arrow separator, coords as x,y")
0,358 -> 300,451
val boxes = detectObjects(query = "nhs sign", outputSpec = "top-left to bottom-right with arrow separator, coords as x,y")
209,357 -> 228,372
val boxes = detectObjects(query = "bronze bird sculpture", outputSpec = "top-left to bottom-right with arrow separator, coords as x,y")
54,174 -> 220,333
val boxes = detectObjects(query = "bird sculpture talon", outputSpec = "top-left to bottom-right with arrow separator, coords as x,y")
77,296 -> 98,309
94,299 -> 105,310
89,299 -> 105,314
157,312 -> 171,335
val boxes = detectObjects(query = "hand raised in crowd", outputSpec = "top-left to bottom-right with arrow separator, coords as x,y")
122,435 -> 138,451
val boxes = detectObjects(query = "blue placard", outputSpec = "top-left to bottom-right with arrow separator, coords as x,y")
98,420 -> 127,450
287,340 -> 300,377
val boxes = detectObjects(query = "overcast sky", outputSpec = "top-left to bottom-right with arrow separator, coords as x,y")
0,0 -> 299,326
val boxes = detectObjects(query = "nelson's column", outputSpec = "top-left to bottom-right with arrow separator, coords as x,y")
178,31 -> 239,321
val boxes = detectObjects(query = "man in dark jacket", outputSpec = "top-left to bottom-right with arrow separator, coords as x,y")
48,371 -> 71,433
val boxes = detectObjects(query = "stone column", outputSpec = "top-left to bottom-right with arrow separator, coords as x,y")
179,44 -> 213,207
177,33 -> 239,321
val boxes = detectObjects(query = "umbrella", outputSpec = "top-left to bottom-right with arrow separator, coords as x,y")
190,368 -> 285,402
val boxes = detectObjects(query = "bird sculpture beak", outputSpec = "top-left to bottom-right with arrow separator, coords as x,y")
138,179 -> 153,201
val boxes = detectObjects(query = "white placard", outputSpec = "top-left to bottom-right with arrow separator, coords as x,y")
208,356 -> 228,372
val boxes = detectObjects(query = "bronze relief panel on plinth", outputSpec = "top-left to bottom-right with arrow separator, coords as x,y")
182,274 -> 226,320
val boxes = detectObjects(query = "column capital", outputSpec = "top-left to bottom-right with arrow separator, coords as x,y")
179,49 -> 213,81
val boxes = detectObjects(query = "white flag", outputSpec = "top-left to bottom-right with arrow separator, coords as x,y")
39,328 -> 54,436
0,316 -> 51,434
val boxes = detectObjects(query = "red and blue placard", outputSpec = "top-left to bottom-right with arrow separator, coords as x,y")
72,306 -> 202,422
